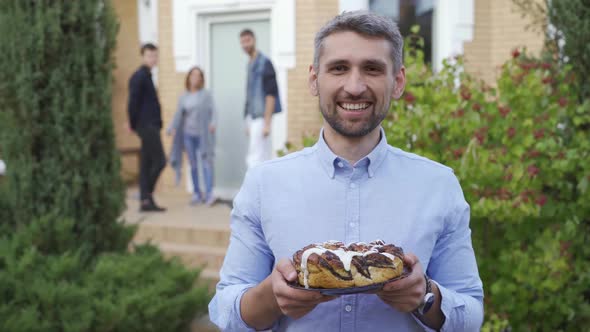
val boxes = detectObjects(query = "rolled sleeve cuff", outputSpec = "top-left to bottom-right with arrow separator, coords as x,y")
411,280 -> 466,332
209,283 -> 258,331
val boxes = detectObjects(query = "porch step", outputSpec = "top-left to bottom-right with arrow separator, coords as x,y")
157,242 -> 227,272
131,220 -> 229,288
133,221 -> 230,248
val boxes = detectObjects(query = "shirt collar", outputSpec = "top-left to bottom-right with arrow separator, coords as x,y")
141,65 -> 152,75
315,127 -> 389,179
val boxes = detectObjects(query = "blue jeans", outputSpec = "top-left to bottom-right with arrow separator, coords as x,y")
183,134 -> 213,199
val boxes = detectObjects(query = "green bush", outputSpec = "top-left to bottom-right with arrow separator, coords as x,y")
0,218 -> 210,332
384,32 -> 590,331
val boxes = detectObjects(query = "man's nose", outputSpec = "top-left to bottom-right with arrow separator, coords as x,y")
343,69 -> 367,97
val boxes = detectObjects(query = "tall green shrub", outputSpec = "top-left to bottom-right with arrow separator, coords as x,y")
0,1 -> 130,256
385,32 -> 590,331
0,2 -> 212,330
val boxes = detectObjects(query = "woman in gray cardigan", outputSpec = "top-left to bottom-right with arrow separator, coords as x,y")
168,67 -> 217,205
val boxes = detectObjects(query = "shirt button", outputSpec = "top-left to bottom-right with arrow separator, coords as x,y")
345,304 -> 352,312
350,183 -> 356,188
338,162 -> 344,168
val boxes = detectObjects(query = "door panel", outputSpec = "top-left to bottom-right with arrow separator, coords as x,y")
210,19 -> 271,198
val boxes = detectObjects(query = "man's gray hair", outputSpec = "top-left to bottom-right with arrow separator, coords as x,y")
313,11 -> 404,73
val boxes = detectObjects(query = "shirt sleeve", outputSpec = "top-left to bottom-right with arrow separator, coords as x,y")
208,168 -> 275,331
262,59 -> 278,97
167,94 -> 185,134
413,173 -> 484,332
127,72 -> 143,130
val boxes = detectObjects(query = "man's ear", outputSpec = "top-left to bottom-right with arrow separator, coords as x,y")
391,66 -> 406,99
309,65 -> 319,96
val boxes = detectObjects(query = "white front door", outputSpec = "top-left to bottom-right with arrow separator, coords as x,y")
210,18 -> 271,199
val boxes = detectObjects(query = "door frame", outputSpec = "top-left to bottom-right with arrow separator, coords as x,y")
197,10 -> 271,89
188,11 -> 272,200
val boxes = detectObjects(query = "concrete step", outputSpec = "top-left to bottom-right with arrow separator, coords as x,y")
133,221 -> 230,248
158,242 -> 227,272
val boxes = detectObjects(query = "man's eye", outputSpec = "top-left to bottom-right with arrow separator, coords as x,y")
332,65 -> 347,72
366,66 -> 381,73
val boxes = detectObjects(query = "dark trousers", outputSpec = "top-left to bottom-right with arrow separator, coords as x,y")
136,126 -> 166,201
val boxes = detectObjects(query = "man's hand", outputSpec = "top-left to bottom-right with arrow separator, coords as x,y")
376,253 -> 425,312
240,258 -> 337,329
272,258 -> 337,319
376,253 -> 444,329
125,122 -> 134,134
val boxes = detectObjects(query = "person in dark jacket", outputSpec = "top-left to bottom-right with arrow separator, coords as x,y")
127,43 -> 166,212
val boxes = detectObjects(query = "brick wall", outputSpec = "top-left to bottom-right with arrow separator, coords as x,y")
464,0 -> 545,84
154,0 -> 187,188
112,1 -> 141,178
286,0 -> 339,145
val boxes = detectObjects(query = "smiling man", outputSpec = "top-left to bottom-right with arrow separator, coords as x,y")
209,11 -> 484,332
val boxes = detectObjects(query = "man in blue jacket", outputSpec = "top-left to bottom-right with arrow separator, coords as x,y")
240,29 -> 282,169
127,43 -> 166,212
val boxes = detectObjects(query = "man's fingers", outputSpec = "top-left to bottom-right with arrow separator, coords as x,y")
382,258 -> 423,292
403,253 -> 419,267
276,258 -> 298,282
274,281 -> 324,302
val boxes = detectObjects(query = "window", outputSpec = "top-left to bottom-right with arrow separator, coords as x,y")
369,0 -> 434,64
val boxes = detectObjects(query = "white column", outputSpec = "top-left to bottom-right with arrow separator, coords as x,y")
433,0 -> 474,72
339,0 -> 369,13
138,0 -> 158,44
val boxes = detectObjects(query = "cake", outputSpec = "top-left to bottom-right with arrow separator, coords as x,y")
292,240 -> 404,289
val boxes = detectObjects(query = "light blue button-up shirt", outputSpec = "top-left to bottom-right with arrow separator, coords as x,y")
209,128 -> 484,331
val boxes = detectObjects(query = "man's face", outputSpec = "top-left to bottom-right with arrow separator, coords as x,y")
142,49 -> 158,68
240,34 -> 256,55
309,31 -> 405,138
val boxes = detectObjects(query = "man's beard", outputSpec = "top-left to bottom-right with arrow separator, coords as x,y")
319,96 -> 389,138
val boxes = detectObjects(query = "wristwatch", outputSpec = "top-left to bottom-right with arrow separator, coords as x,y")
414,274 -> 435,316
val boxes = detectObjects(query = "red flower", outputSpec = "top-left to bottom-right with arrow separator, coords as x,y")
472,103 -> 482,112
527,150 -> 541,158
534,129 -> 545,139
542,76 -> 553,84
452,108 -> 465,118
498,106 -> 511,117
555,151 -> 566,160
519,63 -> 533,71
453,148 -> 464,159
474,127 -> 488,144
503,172 -> 513,181
541,63 -> 551,70
461,89 -> 472,101
497,188 -> 512,200
535,195 -> 547,207
558,97 -> 568,107
507,127 -> 516,138
512,49 -> 521,58
527,165 -> 540,177
404,92 -> 416,104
